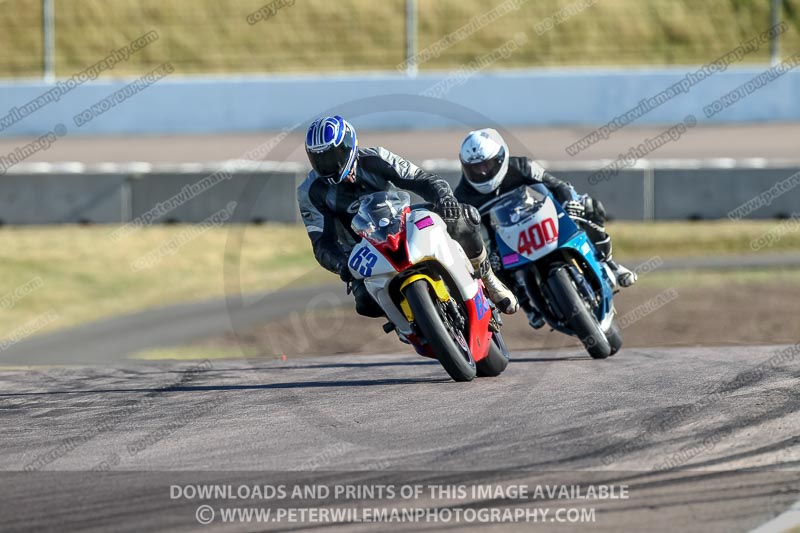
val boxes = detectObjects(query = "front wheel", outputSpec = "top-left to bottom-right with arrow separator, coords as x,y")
547,267 -> 612,359
405,280 -> 476,382
476,332 -> 509,377
604,320 -> 623,356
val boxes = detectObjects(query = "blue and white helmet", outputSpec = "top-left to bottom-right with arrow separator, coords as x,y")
305,115 -> 359,185
459,128 -> 509,194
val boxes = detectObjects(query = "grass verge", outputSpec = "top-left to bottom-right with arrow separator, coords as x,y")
0,223 -> 332,338
2,0 -> 799,77
129,266 -> 800,360
0,220 -> 795,343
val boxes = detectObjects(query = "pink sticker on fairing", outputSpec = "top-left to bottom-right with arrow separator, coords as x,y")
415,216 -> 434,229
502,253 -> 520,266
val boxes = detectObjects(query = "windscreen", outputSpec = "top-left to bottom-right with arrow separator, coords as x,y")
489,186 -> 546,228
351,190 -> 411,243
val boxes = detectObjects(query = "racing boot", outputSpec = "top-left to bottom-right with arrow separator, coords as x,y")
593,233 -> 637,288
514,284 -> 545,329
606,258 -> 637,288
471,249 -> 519,315
520,300 -> 545,329
526,309 -> 545,329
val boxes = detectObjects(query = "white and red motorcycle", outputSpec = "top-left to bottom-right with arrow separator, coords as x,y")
348,190 -> 509,382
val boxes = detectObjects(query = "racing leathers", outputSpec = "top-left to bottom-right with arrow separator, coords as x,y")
297,146 -> 518,318
454,156 -> 634,327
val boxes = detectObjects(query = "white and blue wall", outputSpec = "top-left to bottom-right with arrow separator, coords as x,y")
0,67 -> 799,136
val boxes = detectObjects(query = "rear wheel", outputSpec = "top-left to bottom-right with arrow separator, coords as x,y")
405,280 -> 476,382
547,267 -> 611,359
476,332 -> 509,377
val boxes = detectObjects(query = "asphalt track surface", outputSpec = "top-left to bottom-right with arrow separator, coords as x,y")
1,346 -> 799,532
2,123 -> 800,165
1,254 -> 799,532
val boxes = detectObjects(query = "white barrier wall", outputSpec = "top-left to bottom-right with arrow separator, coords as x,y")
1,68 -> 799,136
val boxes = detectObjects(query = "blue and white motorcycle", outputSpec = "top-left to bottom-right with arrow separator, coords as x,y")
480,185 -> 622,359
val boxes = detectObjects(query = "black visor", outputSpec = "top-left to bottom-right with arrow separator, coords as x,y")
306,128 -> 356,181
462,147 -> 505,184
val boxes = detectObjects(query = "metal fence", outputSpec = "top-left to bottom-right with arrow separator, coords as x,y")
0,0 -> 796,80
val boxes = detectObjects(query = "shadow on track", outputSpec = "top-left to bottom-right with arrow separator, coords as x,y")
510,356 -> 590,363
242,360 -> 440,371
0,376 -> 452,397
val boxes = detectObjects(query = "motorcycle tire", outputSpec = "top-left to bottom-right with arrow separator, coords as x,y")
547,266 -> 612,359
405,280 -> 477,382
476,332 -> 509,377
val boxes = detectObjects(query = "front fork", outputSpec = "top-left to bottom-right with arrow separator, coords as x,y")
513,261 -> 598,324
513,268 -> 540,314
568,264 -> 597,305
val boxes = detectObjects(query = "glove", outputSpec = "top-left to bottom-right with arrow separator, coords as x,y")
563,200 -> 585,218
436,195 -> 461,222
339,265 -> 354,284
338,264 -> 354,294
489,250 -> 503,273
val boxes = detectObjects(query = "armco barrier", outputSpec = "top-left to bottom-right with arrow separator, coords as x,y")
1,160 -> 798,224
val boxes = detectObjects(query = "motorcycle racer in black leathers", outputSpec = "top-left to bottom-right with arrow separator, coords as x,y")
453,128 -> 636,329
297,116 -> 519,320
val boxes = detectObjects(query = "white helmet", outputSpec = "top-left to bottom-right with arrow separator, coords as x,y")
459,128 -> 509,194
